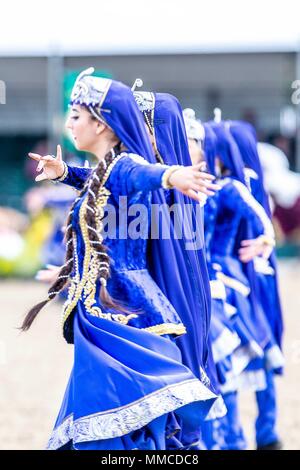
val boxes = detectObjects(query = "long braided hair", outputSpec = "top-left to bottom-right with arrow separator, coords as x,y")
21,143 -> 124,333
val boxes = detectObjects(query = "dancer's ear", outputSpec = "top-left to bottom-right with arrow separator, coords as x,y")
95,122 -> 106,135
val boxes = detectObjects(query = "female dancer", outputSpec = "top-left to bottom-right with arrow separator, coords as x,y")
183,111 -> 251,449
22,69 -> 219,450
133,93 -> 230,439
207,121 -> 284,449
229,120 -> 284,450
183,113 -> 242,382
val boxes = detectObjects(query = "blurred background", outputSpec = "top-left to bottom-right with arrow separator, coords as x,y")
0,0 -> 300,450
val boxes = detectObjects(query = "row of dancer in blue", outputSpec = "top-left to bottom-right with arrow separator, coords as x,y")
22,68 -> 222,450
183,110 -> 284,450
22,67 -> 284,450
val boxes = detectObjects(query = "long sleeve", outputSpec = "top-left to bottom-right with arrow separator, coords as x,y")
105,154 -> 167,197
221,179 -> 275,240
59,165 -> 92,190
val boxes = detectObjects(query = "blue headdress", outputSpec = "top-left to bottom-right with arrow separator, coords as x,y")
202,123 -> 218,175
209,121 -> 246,184
134,90 -> 214,386
228,121 -> 271,218
228,121 -> 283,348
181,109 -> 217,176
183,108 -> 205,148
70,68 -> 155,162
210,121 -> 272,349
71,72 -> 215,390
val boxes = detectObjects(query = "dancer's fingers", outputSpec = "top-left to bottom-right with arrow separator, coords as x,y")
195,181 -> 220,192
189,183 -> 203,192
184,188 -> 202,202
40,155 -> 56,162
240,239 -> 255,247
193,168 -> 216,180
206,182 -> 221,190
28,152 -> 41,161
35,172 -> 48,182
36,160 -> 45,172
57,145 -> 62,161
193,174 -> 220,188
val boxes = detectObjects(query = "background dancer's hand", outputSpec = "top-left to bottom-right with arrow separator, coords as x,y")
28,145 -> 65,181
239,237 -> 274,263
35,264 -> 61,283
167,163 -> 221,202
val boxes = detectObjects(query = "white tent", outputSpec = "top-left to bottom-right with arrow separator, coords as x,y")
1,0 -> 300,56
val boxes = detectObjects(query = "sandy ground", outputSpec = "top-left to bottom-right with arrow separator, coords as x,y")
0,260 -> 300,450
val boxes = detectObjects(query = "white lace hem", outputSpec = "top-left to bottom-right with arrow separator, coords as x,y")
47,378 -> 217,450
266,345 -> 285,371
205,396 -> 227,421
230,341 -> 264,376
212,328 -> 241,363
221,369 -> 267,394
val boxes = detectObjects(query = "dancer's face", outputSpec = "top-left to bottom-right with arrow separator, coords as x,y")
66,105 -> 106,152
188,138 -> 204,165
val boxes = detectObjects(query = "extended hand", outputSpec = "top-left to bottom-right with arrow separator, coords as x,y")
239,237 -> 273,263
168,163 -> 221,202
28,145 -> 65,181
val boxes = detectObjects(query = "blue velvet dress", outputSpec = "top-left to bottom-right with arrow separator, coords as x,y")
247,175 -> 284,448
47,153 -> 217,450
209,176 -> 282,393
205,194 -> 240,362
201,192 -> 244,450
247,175 -> 284,371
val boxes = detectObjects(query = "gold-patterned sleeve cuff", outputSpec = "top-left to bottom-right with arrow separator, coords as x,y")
161,165 -> 182,189
53,162 -> 69,182
144,323 -> 186,337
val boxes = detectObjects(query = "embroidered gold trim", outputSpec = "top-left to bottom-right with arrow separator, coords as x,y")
144,323 -> 186,336
61,232 -> 80,325
62,154 -> 187,337
62,156 -> 125,329
62,198 -> 90,328
161,165 -> 182,189
83,244 -> 138,324
55,162 -> 69,182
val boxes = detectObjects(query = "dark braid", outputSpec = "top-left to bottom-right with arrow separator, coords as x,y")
20,193 -> 79,331
85,145 -> 134,312
143,110 -> 164,164
21,144 -> 129,332
85,149 -> 115,306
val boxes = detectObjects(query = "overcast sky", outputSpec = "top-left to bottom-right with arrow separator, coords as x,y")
1,0 -> 300,55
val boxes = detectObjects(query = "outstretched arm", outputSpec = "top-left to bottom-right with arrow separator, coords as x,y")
106,154 -> 220,203
222,179 -> 275,261
28,145 -> 92,190
56,165 -> 92,190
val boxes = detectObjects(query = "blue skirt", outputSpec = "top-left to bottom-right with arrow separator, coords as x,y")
47,301 -> 217,450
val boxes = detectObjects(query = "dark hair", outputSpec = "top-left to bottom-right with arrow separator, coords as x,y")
20,144 -> 130,334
